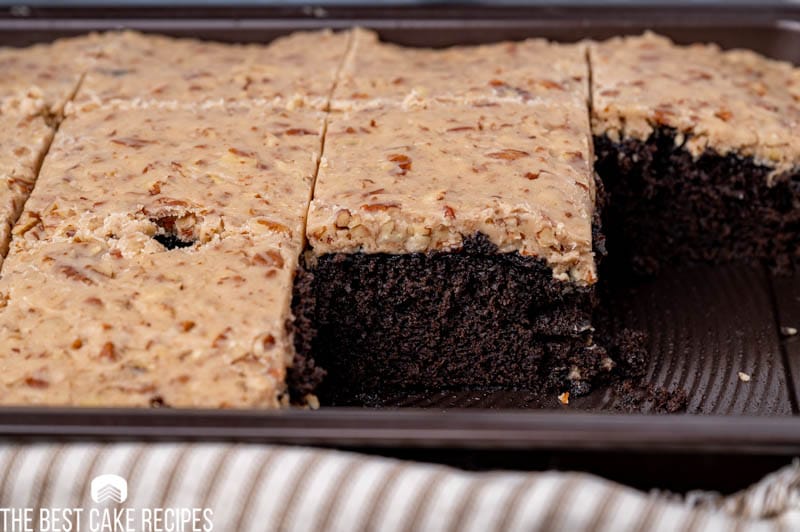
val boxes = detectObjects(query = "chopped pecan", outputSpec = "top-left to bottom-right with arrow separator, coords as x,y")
334,209 -> 351,229
285,128 -> 315,136
25,376 -> 49,389
59,265 -> 93,285
212,327 -> 232,348
539,80 -> 565,90
256,219 -> 291,235
387,154 -> 412,176
253,250 -> 284,269
111,137 -> 154,149
361,202 -> 400,212
154,198 -> 190,207
228,147 -> 256,158
714,109 -> 733,122
99,342 -> 118,361
487,149 -> 529,161
443,206 -> 456,220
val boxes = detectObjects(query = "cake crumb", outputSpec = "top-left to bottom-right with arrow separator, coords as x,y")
558,391 -> 570,405
738,372 -> 751,382
304,394 -> 321,410
781,326 -> 798,337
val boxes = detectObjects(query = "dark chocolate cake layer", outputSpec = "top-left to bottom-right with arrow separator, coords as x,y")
294,234 -> 607,403
595,128 -> 800,276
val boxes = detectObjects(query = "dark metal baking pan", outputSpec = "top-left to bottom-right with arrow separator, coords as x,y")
0,3 -> 798,492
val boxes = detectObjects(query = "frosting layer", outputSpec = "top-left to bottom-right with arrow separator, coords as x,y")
307,100 -> 597,283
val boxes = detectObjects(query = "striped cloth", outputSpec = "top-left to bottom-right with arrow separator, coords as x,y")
0,443 -> 798,532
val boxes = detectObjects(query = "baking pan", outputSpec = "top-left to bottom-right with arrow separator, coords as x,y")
0,2 -> 798,492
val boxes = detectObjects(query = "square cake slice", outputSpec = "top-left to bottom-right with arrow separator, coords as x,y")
590,32 -> 800,273
331,28 -> 588,110
0,234 -> 301,408
302,100 -> 604,402
0,115 -> 54,268
74,30 -> 352,109
0,103 -> 325,408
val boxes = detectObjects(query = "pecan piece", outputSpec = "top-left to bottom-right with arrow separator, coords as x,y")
487,149 -> 529,161
387,154 -> 412,176
285,128 -> 316,136
361,202 -> 400,212
59,265 -> 94,285
253,250 -> 284,269
256,219 -> 291,235
99,342 -> 118,361
714,109 -> 733,122
111,137 -> 154,149
228,147 -> 256,158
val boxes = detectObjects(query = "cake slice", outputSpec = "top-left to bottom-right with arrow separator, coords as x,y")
75,30 -> 352,109
302,97 -> 606,401
0,115 -> 54,269
0,103 -> 325,407
0,36 -> 107,267
591,32 -> 800,274
331,28 -> 588,110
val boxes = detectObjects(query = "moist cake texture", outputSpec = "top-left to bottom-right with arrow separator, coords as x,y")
591,33 -> 800,274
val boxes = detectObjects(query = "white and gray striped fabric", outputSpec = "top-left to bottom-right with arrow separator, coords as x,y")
0,443 -> 798,532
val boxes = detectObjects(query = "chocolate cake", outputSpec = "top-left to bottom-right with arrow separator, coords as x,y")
304,29 -> 606,399
590,32 -> 800,275
0,29 -> 344,407
0,29 -> 796,408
